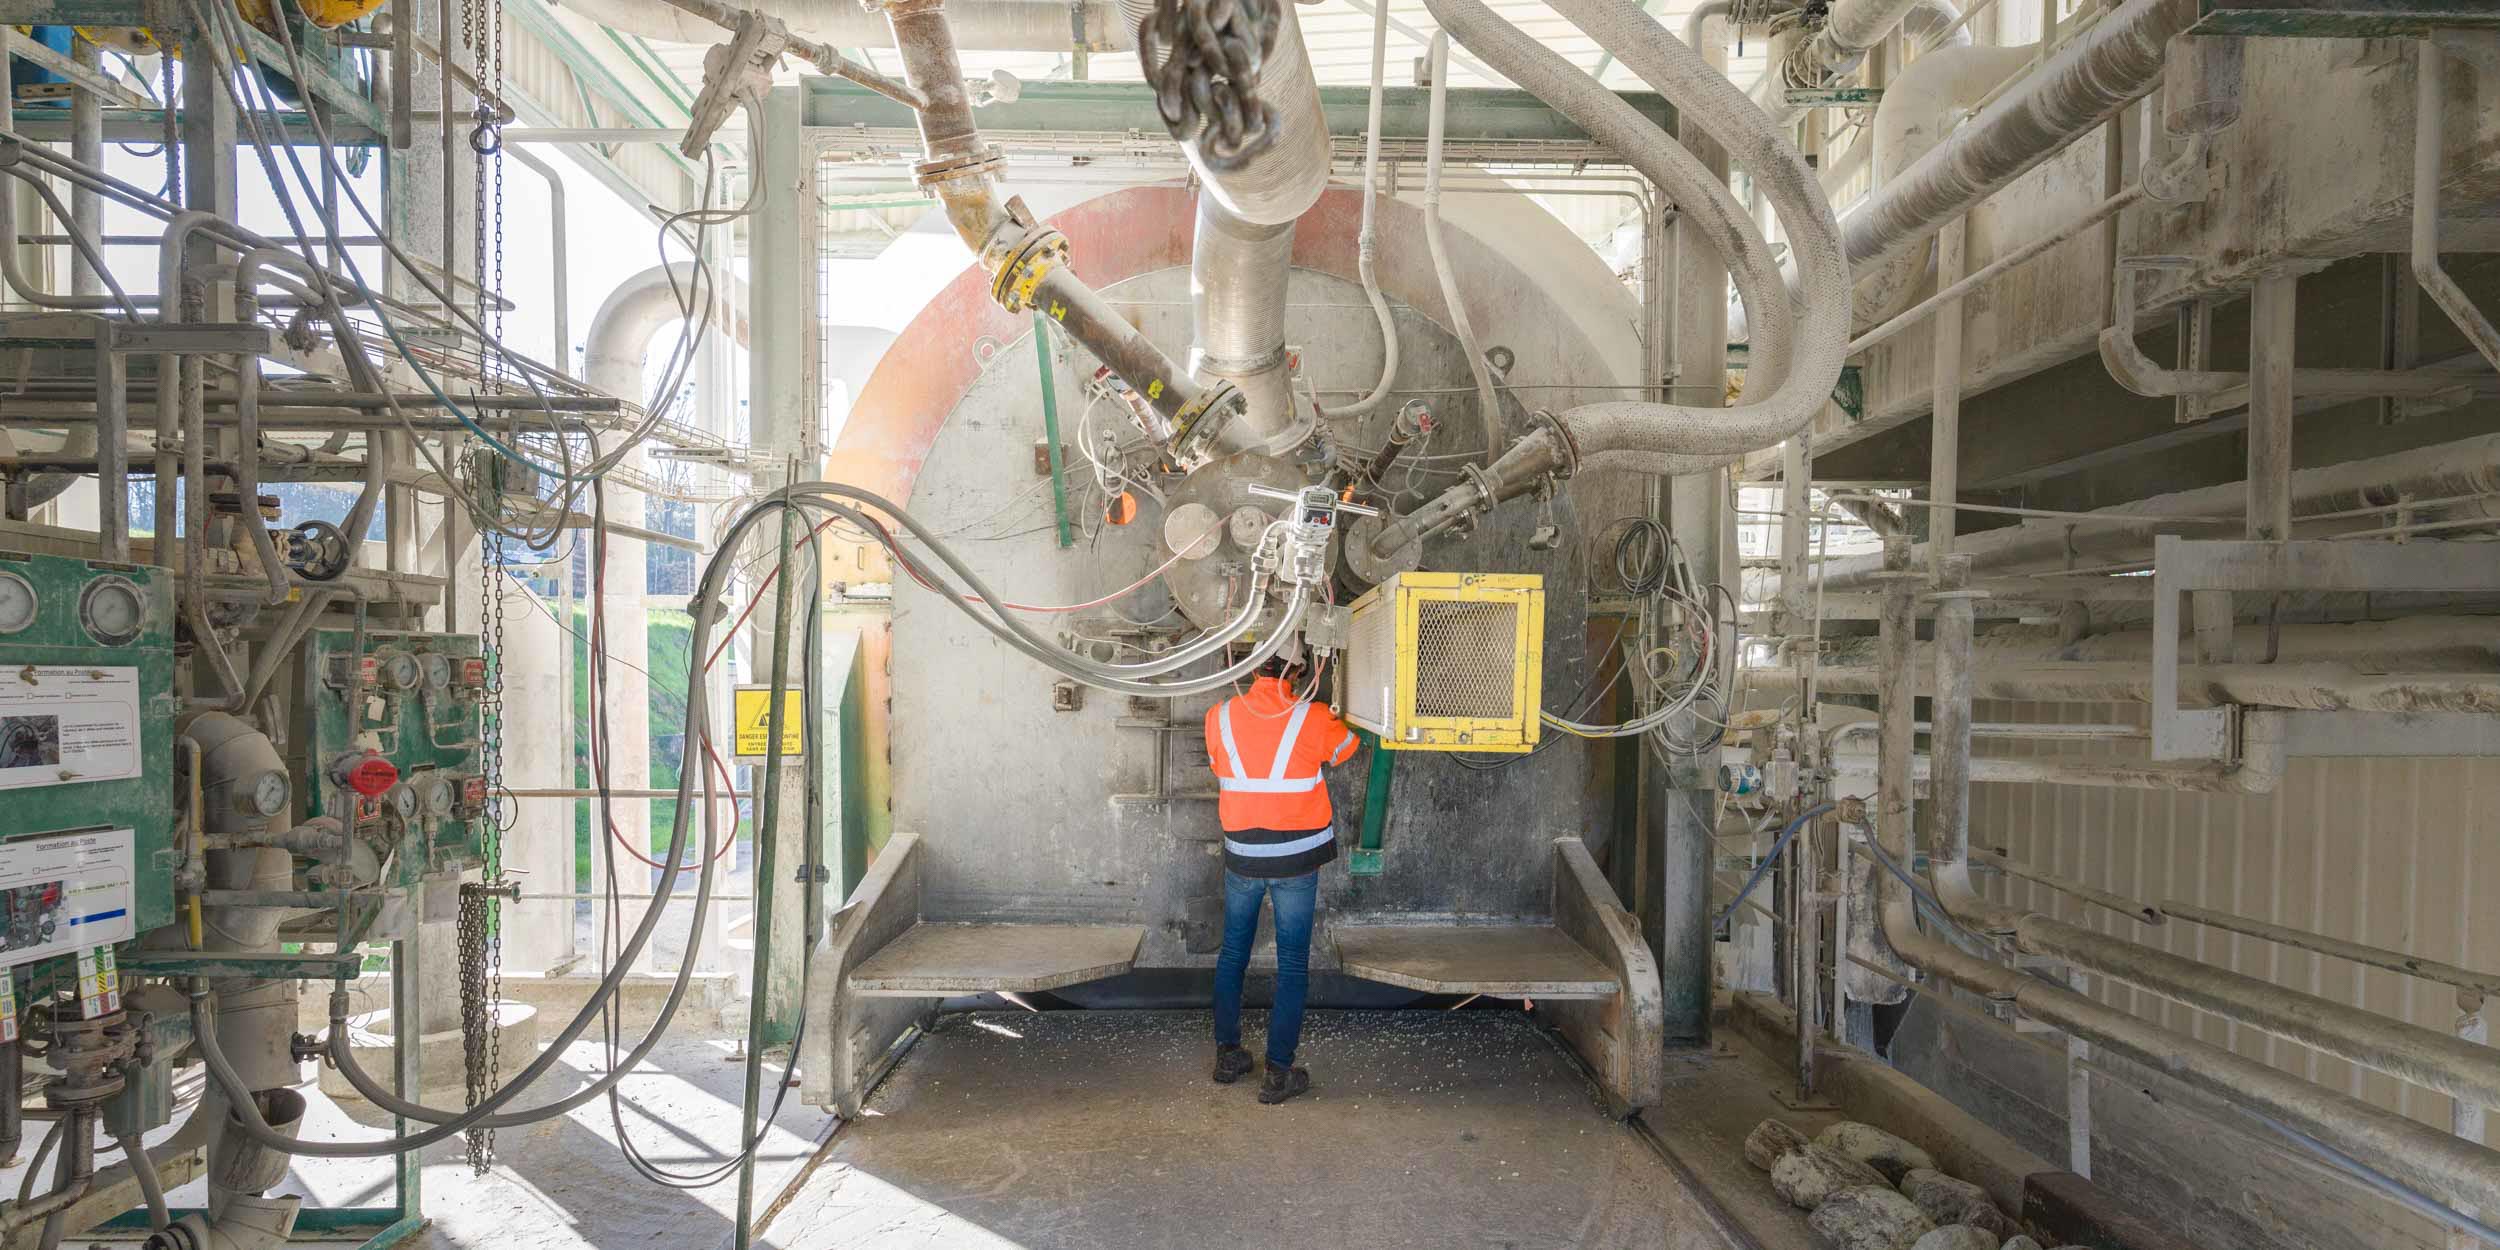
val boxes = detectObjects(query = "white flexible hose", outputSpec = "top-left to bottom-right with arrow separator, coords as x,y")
1316,0 -> 1400,421
1423,33 -> 1505,469
1412,0 -> 1848,476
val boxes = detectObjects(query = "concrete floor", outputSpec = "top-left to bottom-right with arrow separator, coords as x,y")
2,1035 -> 833,1249
3,1006 -> 1831,1249
755,1008 -> 1734,1250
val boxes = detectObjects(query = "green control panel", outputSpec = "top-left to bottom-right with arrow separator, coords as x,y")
0,552 -> 177,965
296,628 -> 489,889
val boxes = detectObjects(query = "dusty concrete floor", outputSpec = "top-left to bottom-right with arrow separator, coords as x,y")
757,1008 -> 1736,1250
4,1035 -> 832,1249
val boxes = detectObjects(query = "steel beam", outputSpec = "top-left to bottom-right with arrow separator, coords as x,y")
799,77 -> 1674,145
2191,0 -> 2500,36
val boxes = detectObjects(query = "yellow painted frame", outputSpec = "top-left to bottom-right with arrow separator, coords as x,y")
1382,572 -> 1544,753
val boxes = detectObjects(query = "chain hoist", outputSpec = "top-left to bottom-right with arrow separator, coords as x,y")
1137,0 -> 1285,172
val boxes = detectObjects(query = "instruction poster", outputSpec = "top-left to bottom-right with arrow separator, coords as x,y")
0,667 -> 141,790
731,686 -> 806,759
0,828 -> 133,970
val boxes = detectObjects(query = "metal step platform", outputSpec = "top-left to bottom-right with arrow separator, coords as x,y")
1333,923 -> 1623,999
846,921 -> 1148,996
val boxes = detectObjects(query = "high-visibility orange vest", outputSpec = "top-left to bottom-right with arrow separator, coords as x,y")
1205,676 -> 1359,834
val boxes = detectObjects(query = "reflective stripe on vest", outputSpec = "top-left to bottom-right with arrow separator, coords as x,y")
1215,700 -> 1324,793
1225,827 -> 1335,859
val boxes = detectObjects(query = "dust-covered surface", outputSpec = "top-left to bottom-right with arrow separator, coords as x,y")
0,1036 -> 833,1250
762,1008 -> 1738,1250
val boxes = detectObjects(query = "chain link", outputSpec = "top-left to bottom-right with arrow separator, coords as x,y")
1138,0 -> 1285,172
459,0 -> 511,1175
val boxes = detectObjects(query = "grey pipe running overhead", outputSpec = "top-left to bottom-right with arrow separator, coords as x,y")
1371,0 -> 1849,555
1843,0 -> 2195,272
1184,0 -> 1329,453
556,0 -> 1143,51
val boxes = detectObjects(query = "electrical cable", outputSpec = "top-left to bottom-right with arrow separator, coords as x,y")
1713,801 -> 1836,933
196,492 -> 800,1155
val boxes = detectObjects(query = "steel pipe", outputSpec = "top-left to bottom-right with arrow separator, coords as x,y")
1765,432 -> 2500,595
1917,564 -> 2500,1113
1974,850 -> 2165,926
2413,39 -> 2500,376
2162,902 -> 2500,1002
1871,550 -> 2500,1216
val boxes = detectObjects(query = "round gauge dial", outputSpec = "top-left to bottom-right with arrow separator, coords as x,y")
77,576 -> 145,646
379,652 -> 423,691
416,774 -> 455,819
0,573 -> 35,634
422,654 -> 453,693
246,769 -> 292,819
385,783 -> 420,822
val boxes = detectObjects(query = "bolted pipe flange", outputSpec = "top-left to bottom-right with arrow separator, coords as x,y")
1527,410 -> 1578,479
913,140 -> 1005,191
987,226 -> 1068,313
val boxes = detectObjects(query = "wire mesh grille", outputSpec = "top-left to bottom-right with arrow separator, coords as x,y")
1411,600 -> 1521,721
1343,595 -> 1398,733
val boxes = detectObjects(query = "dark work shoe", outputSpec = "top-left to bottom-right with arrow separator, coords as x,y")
1257,1065 -> 1311,1105
1212,1044 -> 1254,1084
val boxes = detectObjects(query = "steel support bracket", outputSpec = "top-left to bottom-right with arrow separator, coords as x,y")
2151,535 -> 2500,758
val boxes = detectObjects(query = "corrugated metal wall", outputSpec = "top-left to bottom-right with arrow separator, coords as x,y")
1970,697 -> 2500,1137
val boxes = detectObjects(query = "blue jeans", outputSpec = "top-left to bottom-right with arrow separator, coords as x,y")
1211,868 -> 1318,1068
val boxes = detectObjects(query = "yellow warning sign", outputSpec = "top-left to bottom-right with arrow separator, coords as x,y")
732,687 -> 806,759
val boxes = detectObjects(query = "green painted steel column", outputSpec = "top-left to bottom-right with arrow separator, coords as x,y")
1035,314 -> 1074,549
1351,731 -> 1392,876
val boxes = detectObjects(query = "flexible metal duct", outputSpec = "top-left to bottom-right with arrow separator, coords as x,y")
1371,0 -> 1849,555
1839,43 -> 2036,328
1810,0 -> 1967,71
1843,0 -> 2195,273
555,0 -> 1140,50
1185,0 -> 1329,452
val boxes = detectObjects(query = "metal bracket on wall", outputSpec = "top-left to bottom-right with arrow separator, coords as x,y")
2150,535 -> 2500,759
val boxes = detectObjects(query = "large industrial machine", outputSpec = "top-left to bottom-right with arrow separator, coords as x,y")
2,0 -> 2498,1244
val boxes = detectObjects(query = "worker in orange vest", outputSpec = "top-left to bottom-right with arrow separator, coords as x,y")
1204,653 -> 1362,1104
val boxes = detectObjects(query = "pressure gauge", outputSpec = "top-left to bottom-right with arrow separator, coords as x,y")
383,782 -> 420,822
414,773 -> 455,820
0,573 -> 35,634
77,576 -> 145,646
243,769 -> 292,820
377,651 -> 423,692
422,653 -> 453,693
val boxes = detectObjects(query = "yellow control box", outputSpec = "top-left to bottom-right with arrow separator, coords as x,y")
1341,572 -> 1544,753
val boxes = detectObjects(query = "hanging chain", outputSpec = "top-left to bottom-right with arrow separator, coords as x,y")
456,872 -> 493,1172
1138,0 -> 1285,172
460,0 -> 513,1163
